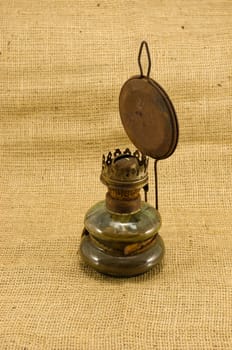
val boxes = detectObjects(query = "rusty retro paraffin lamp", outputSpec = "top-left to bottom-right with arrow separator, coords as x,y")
80,41 -> 179,277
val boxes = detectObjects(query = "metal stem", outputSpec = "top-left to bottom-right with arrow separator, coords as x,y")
154,160 -> 159,210
143,184 -> 149,202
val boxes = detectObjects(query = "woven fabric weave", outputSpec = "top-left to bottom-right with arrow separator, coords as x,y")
0,1 -> 232,349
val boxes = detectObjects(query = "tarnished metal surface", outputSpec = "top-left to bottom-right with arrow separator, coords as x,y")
119,76 -> 178,159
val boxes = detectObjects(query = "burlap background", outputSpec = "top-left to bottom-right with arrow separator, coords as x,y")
0,1 -> 231,349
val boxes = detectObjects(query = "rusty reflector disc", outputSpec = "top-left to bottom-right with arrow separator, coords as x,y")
119,75 -> 178,160
119,41 -> 178,160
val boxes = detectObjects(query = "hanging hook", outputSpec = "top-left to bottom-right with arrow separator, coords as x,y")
138,41 -> 152,78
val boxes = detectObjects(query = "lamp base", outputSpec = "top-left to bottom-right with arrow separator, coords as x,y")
80,230 -> 165,277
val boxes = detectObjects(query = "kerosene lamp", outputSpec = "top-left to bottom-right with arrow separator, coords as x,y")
80,41 -> 179,277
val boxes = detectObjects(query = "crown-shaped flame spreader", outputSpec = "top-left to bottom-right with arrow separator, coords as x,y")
101,148 -> 149,189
